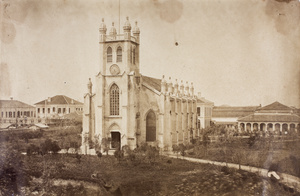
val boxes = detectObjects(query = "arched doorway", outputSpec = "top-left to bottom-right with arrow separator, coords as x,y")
240,123 -> 245,132
146,110 -> 156,142
246,123 -> 251,132
282,124 -> 288,132
111,132 -> 121,149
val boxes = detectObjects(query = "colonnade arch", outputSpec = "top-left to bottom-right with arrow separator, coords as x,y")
238,122 -> 300,134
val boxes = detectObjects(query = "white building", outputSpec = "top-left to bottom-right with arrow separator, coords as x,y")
81,18 -> 208,154
35,95 -> 83,123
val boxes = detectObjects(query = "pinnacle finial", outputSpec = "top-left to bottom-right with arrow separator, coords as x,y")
102,18 -> 104,22
126,16 -> 129,20
112,22 -> 114,26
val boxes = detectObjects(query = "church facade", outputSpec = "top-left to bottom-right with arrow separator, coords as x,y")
81,18 -> 201,154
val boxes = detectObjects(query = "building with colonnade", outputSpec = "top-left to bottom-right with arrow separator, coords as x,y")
238,102 -> 300,134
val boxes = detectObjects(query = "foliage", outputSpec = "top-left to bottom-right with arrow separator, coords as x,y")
179,144 -> 186,157
26,144 -> 40,156
172,144 -> 180,158
0,146 -> 30,195
40,139 -> 61,155
101,138 -> 111,155
114,147 -> 124,163
122,143 -> 160,166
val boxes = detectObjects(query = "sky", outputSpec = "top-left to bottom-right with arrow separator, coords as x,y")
1,0 -> 300,107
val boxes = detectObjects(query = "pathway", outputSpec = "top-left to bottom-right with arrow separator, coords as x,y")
164,153 -> 300,193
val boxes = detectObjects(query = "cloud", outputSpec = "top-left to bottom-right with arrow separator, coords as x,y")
153,0 -> 183,23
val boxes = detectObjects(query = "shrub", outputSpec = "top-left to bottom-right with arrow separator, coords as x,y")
179,144 -> 186,157
172,145 -> 180,158
114,148 -> 124,163
26,144 -> 40,156
97,152 -> 102,158
101,138 -> 111,155
40,139 -> 61,155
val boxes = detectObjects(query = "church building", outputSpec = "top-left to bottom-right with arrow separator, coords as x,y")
81,18 -> 201,154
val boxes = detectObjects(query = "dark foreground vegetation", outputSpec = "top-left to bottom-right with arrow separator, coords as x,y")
1,141 -> 300,196
0,124 -> 299,195
0,125 -> 82,153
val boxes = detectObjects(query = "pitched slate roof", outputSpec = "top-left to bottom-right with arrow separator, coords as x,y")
238,114 -> 300,123
257,101 -> 292,112
0,100 -> 34,108
212,106 -> 260,118
35,95 -> 83,105
142,75 -> 161,92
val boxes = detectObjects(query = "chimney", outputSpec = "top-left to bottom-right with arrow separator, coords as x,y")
10,97 -> 13,100
48,97 -> 51,102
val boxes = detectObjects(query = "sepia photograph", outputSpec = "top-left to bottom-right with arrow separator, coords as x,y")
0,0 -> 300,195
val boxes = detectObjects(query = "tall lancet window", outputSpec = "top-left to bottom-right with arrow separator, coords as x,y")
110,84 -> 119,115
146,110 -> 156,141
107,47 -> 112,63
133,48 -> 136,64
117,46 -> 122,62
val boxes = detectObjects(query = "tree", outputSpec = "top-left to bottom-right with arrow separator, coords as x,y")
101,138 -> 110,155
179,144 -> 186,157
172,144 -> 180,158
40,139 -> 61,155
114,145 -> 124,163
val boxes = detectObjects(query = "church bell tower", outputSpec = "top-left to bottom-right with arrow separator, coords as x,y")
99,17 -> 140,76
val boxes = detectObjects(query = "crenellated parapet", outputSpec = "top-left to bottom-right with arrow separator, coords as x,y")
99,18 -> 107,42
185,81 -> 190,97
190,82 -> 194,98
174,79 -> 179,96
161,75 -> 167,94
87,78 -> 93,95
109,22 -> 117,40
167,77 -> 173,95
99,17 -> 140,43
159,76 -> 197,100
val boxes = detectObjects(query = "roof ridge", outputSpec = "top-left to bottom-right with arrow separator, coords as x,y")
62,95 -> 69,104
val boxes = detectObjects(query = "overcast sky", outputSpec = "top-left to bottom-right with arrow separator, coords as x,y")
1,0 -> 299,107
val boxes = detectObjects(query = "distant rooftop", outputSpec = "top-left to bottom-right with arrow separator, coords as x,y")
238,114 -> 300,123
0,100 -> 35,108
212,106 -> 260,118
197,97 -> 214,104
35,95 -> 83,105
256,101 -> 293,112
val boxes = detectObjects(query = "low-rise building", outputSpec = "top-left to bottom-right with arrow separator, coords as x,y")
0,98 -> 36,127
238,101 -> 300,134
196,93 -> 214,129
35,95 -> 83,123
212,105 -> 260,126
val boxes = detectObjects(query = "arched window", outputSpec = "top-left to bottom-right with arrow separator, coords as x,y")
146,111 -> 156,141
110,84 -> 119,115
107,47 -> 112,63
117,46 -> 122,62
133,48 -> 136,64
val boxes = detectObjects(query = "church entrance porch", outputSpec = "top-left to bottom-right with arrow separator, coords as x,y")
111,132 -> 121,149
